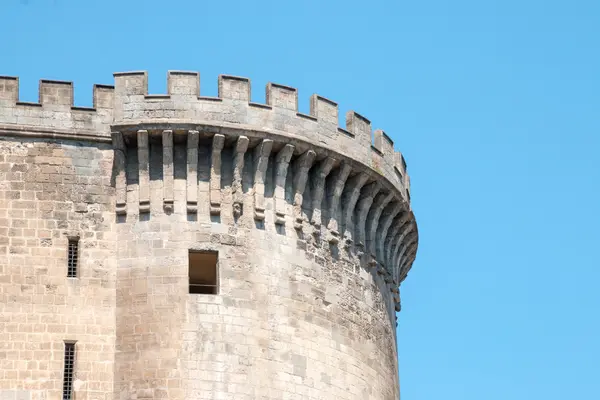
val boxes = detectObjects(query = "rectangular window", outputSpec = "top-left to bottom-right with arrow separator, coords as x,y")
67,239 -> 78,277
189,251 -> 218,294
63,341 -> 76,400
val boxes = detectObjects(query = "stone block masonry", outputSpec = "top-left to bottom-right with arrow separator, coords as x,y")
0,70 -> 419,400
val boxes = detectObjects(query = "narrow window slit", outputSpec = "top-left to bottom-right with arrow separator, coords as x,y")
67,239 -> 79,277
63,341 -> 76,400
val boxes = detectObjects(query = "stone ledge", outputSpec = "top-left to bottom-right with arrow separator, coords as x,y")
0,124 -> 112,143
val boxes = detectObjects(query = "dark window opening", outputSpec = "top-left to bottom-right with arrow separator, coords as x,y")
62,341 -> 76,400
189,251 -> 218,294
67,239 -> 79,277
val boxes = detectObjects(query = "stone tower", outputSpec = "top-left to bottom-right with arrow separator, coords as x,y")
0,71 -> 418,400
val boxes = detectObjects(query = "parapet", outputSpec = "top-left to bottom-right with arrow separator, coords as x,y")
0,76 -> 114,139
0,69 -> 418,285
112,71 -> 411,199
0,71 -> 410,198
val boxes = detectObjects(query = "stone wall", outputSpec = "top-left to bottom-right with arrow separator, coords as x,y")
0,70 -> 419,400
0,137 -> 115,400
114,139 -> 401,399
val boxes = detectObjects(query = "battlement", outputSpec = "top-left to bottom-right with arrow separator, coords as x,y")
112,71 -> 410,197
0,69 -> 418,287
0,71 -> 410,197
0,76 -> 114,137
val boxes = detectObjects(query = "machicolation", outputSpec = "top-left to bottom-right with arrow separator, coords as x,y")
0,70 -> 418,400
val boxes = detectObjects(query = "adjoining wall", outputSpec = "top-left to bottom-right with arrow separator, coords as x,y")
0,137 -> 116,400
0,77 -> 113,136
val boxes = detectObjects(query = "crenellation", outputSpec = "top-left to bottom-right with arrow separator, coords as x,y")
374,129 -> 394,164
39,80 -> 73,107
337,127 -> 355,138
345,110 -> 371,150
113,71 -> 147,96
167,71 -> 200,97
0,69 -> 418,400
0,78 -> 114,136
93,84 -> 115,109
218,75 -> 251,101
394,151 -> 407,183
267,83 -> 298,111
381,130 -> 394,146
0,76 -> 19,103
296,111 -> 317,122
309,94 -> 338,125
371,144 -> 384,156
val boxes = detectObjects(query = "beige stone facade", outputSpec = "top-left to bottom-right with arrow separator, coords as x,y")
0,71 -> 418,400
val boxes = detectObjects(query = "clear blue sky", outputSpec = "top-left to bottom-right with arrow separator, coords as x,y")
2,0 -> 599,398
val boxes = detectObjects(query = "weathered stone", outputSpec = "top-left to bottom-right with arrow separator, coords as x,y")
0,70 -> 419,400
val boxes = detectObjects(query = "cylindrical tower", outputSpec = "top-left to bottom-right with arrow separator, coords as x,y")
0,70 -> 417,400
111,71 -> 418,400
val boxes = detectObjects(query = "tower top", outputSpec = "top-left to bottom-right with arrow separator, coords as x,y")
0,69 -> 418,282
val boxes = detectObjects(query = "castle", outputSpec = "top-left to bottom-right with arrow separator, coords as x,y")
0,71 -> 418,400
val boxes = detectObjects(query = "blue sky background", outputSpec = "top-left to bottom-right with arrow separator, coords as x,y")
1,0 -> 599,398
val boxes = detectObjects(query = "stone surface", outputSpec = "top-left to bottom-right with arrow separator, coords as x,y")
0,71 -> 419,400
